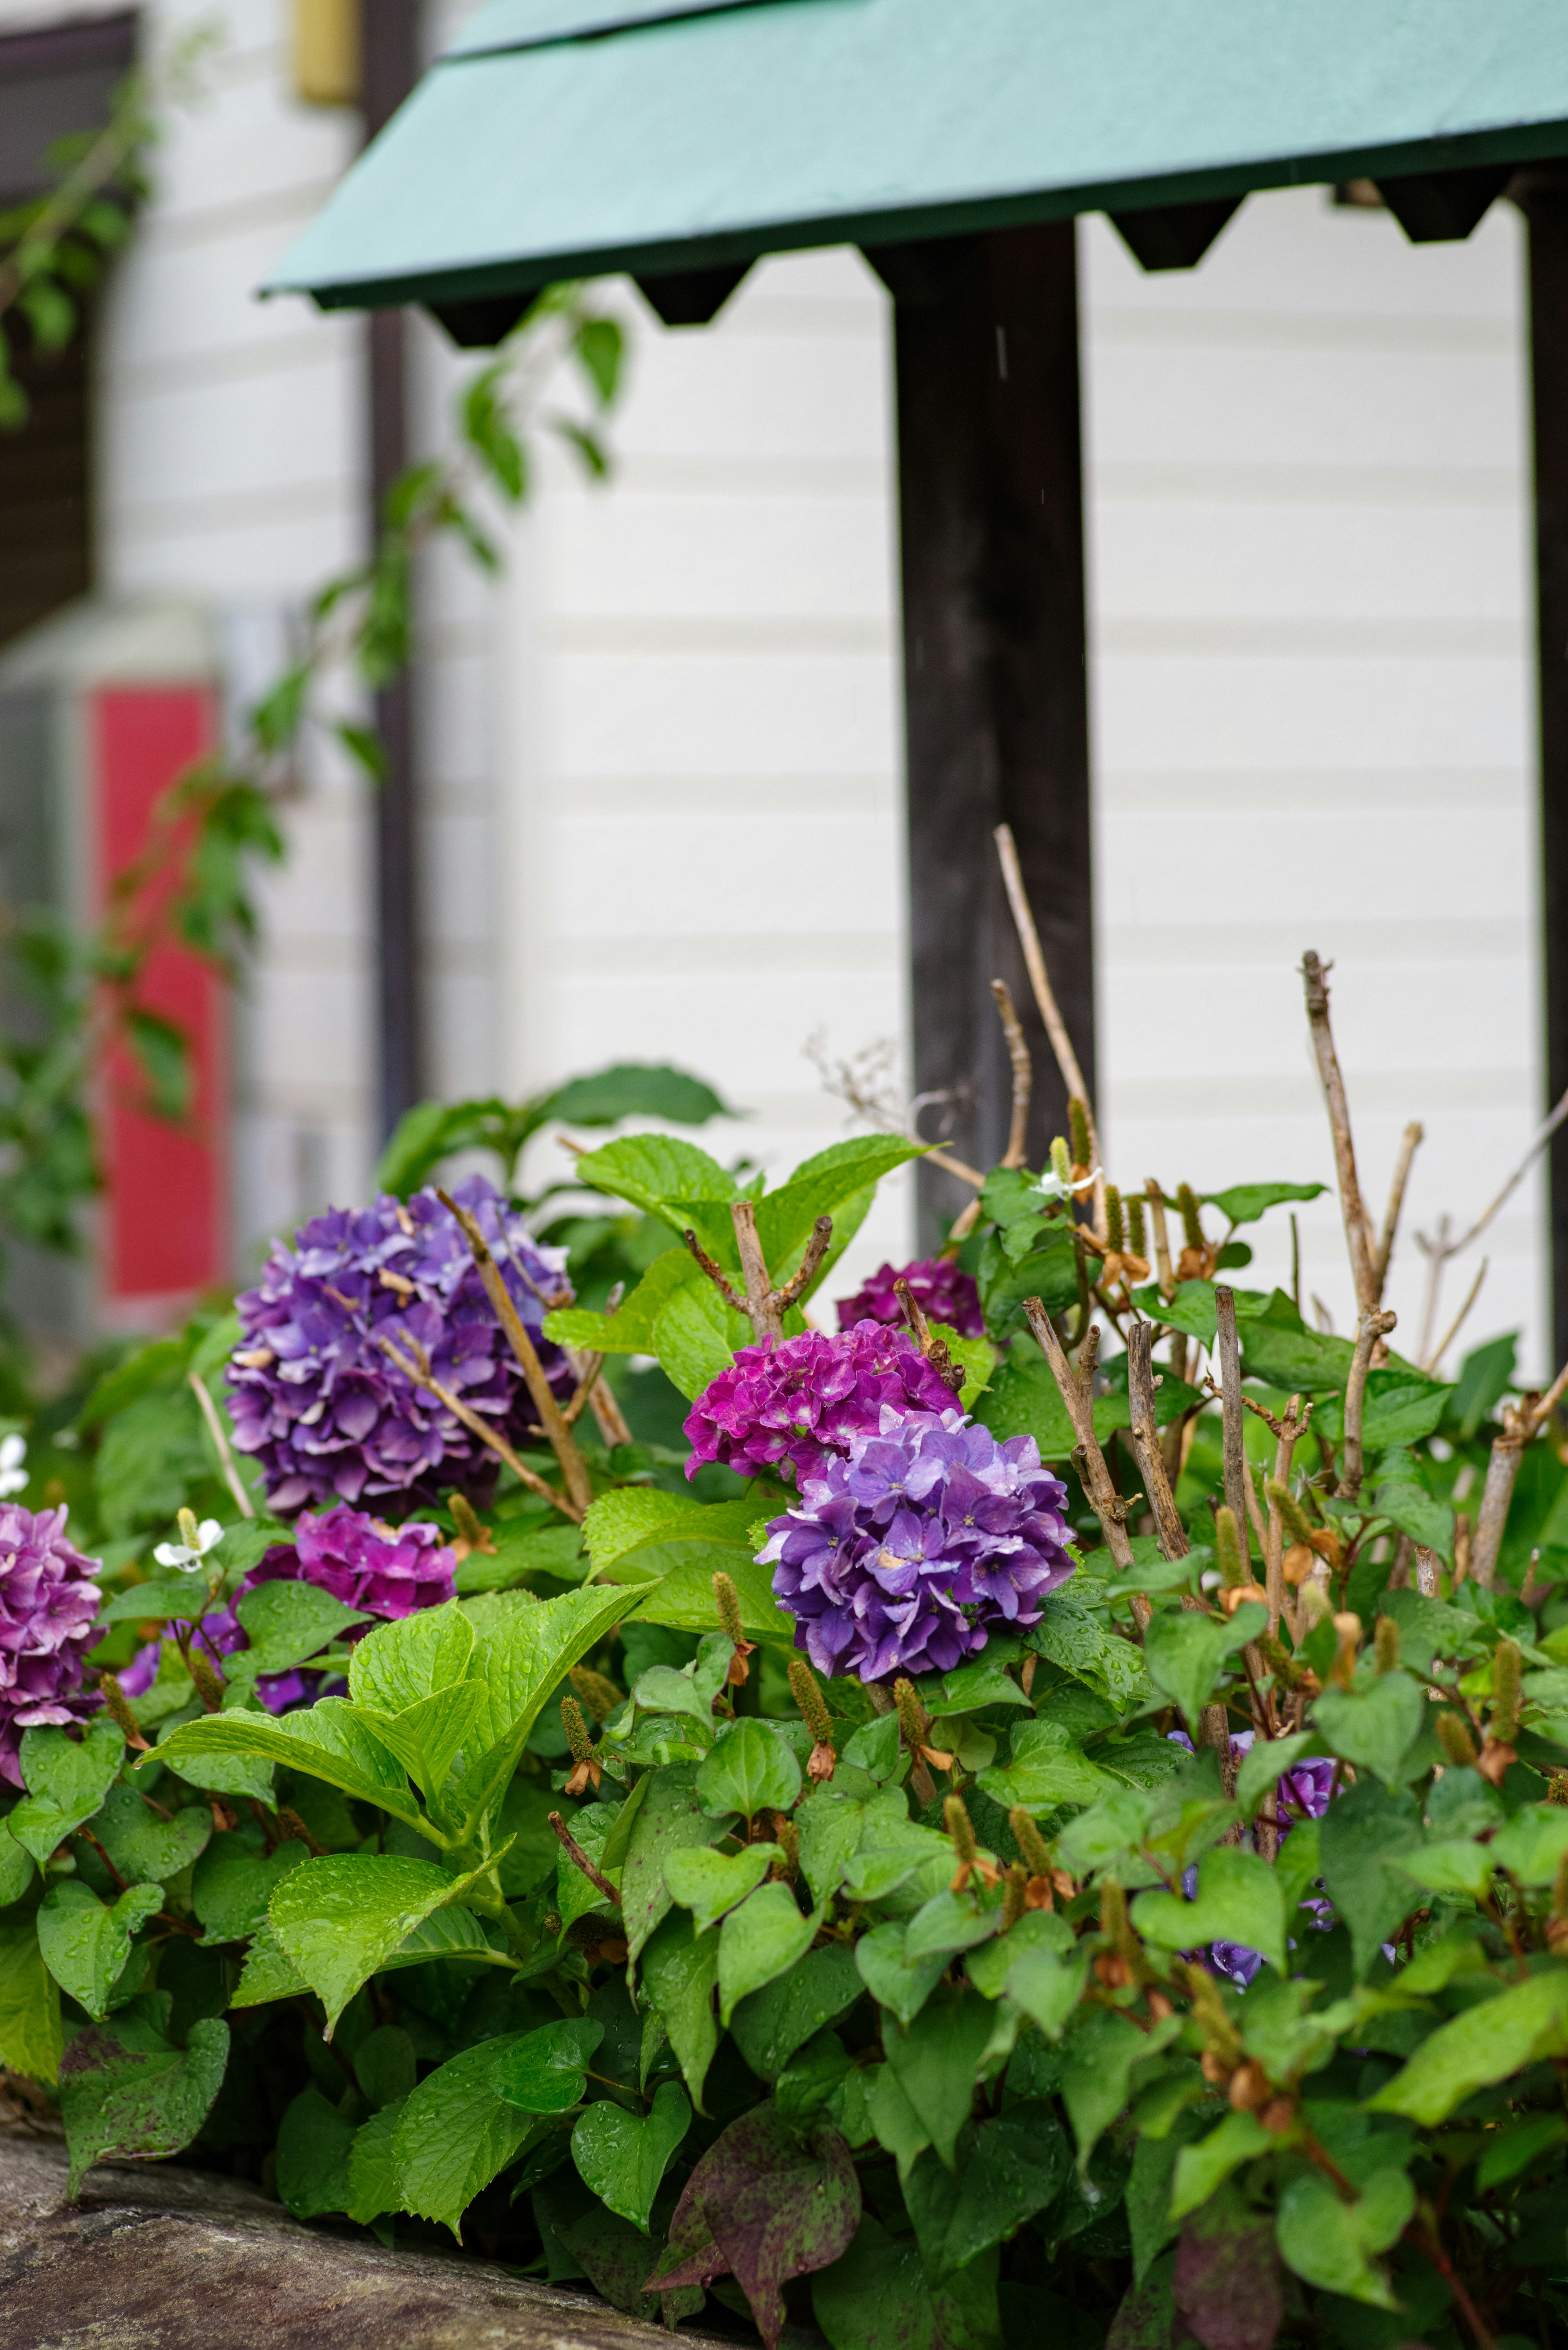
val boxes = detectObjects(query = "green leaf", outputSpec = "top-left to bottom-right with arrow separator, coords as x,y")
629,1630 -> 733,1732
1133,1846 -> 1286,1974
149,1699 -> 425,1830
641,1904 -> 721,2111
698,1719 -> 803,1819
652,1275 -> 753,1399
1235,1732 -> 1316,1819
58,1995 -> 229,2198
904,1889 -> 1002,1966
620,1761 -> 735,1973
229,1920 -> 309,2007
1274,2166 -> 1413,2309
882,1988 -> 998,2171
232,1579 -> 370,1674
276,2082 -> 357,2219
1317,1780 -> 1424,1979
855,1918 -> 949,2030
10,1716 -> 125,1862
657,2100 -> 862,2344
572,2079 -> 691,2231
0,1910 -> 62,2081
1475,2111 -> 1568,2189
1204,1182 -> 1327,1227
454,1582 -> 637,1830
977,1718 -> 1113,1813
813,2210 -> 994,2350
551,1062 -> 733,1129
1143,1605 -> 1268,1734
1027,1596 -> 1156,1710
630,1545 -> 795,1647
754,1138 -> 924,1276
93,1781 -> 212,1884
664,1842 -> 773,1932
490,2017 -> 604,2112
903,2103 -> 1068,2285
1062,2006 -> 1180,2170
354,1679 -> 489,1804
392,2032 -> 543,2236
270,1850 -> 498,2035
1169,2111 -> 1273,2222
730,1942 -> 864,2080
0,1828 -> 35,1906
718,1881 -> 818,2024
1488,1802 -> 1568,1885
37,1880 -> 161,2019
1390,1839 -> 1497,1900
547,1248 -> 702,1355
348,2098 -> 406,2225
1368,1967 -> 1568,2124
1451,1333 -> 1517,1442
348,1599 -> 476,1714
575,1133 -> 738,1229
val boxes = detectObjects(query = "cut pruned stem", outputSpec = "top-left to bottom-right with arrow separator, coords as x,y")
1374,1120 -> 1423,1296
689,1201 -> 835,1346
1022,1302 -> 1145,1621
188,1371 -> 256,1520
376,1327 -> 583,1523
683,1228 -> 746,1315
1471,1358 -> 1568,1587
588,1373 -> 634,1449
991,977 -> 1032,1170
1126,1320 -> 1187,1565
994,823 -> 1104,1234
1146,1181 -> 1175,1298
1338,1307 -> 1398,1502
1214,1288 -> 1250,1567
562,1353 -> 606,1425
438,1188 -> 594,1514
1300,951 -> 1377,1312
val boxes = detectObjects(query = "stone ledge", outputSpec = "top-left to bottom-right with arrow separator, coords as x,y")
0,2129 -> 722,2350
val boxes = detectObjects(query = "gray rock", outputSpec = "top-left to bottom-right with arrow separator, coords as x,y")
0,2128 -> 725,2350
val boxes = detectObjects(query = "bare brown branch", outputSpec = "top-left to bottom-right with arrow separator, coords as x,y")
376,1327 -> 582,1523
1300,952 -> 1377,1313
994,823 -> 1104,1231
187,1371 -> 255,1521
1022,1304 -> 1144,1621
1214,1288 -> 1250,1568
991,977 -> 1032,1169
1337,1307 -> 1398,1503
1125,1320 -> 1187,1565
682,1227 -> 747,1315
775,1215 -> 834,1312
1373,1120 -> 1423,1297
548,1810 -> 621,1907
437,1189 -> 594,1514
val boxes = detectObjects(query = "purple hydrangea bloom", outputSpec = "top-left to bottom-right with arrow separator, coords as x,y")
1171,1731 -> 1337,1985
227,1174 -> 574,1512
241,1506 -> 456,1620
0,1504 -> 103,1785
837,1258 -> 985,1343
119,1508 -> 454,1718
760,1407 -> 1075,1681
684,1323 -> 960,1483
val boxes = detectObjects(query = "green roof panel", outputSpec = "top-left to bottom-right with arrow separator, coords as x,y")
270,0 -> 1568,313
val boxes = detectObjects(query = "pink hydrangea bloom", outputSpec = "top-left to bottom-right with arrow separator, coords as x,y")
837,1257 -> 984,1342
0,1504 -> 103,1785
242,1505 -> 456,1620
683,1322 -> 960,1483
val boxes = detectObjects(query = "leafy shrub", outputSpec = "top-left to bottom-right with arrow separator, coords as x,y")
5,992 -> 1568,2350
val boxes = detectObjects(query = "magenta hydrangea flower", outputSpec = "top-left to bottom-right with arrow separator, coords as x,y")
226,1174 -> 574,1512
118,1508 -> 455,1719
760,1408 -> 1074,1681
0,1504 -> 103,1785
837,1257 -> 984,1342
684,1323 -> 960,1483
242,1505 -> 456,1620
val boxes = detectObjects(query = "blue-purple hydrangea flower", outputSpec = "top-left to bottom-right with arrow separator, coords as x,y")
760,1407 -> 1075,1681
684,1323 -> 960,1484
1172,1730 -> 1336,1986
0,1504 -> 102,1785
837,1257 -> 984,1342
227,1175 -> 574,1512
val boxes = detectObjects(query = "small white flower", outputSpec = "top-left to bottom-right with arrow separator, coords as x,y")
1030,1163 -> 1101,1205
0,1433 -> 27,1498
154,1509 -> 224,1573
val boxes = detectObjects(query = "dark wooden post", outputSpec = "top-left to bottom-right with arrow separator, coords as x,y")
362,0 -> 423,1140
1524,176 -> 1568,1367
867,225 -> 1094,1246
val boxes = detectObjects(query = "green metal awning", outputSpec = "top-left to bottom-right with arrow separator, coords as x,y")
269,0 -> 1568,314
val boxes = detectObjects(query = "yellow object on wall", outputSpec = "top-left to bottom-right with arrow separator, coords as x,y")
293,0 -> 360,105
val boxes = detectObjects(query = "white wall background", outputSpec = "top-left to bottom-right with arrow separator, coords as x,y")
0,0 -> 1545,1371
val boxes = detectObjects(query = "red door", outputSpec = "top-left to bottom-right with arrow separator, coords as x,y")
91,688 -> 226,1313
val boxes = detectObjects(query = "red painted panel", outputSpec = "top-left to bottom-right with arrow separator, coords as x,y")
91,688 -> 226,1304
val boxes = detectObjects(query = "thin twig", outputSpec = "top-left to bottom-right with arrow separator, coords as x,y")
187,1372 -> 255,1520
548,1810 -> 621,1907
776,1216 -> 834,1311
376,1329 -> 582,1523
1146,1182 -> 1175,1299
561,1353 -> 606,1426
1373,1120 -> 1423,1297
1214,1289 -> 1250,1567
1422,1257 -> 1488,1377
1125,1322 -> 1188,1565
1338,1308 -> 1398,1503
438,1189 -> 594,1514
683,1229 -> 746,1314
1022,1305 -> 1143,1614
1430,1080 -> 1568,1261
994,823 -> 1105,1233
992,977 -> 1032,1169
1300,952 -> 1377,1312
1471,1359 -> 1568,1587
